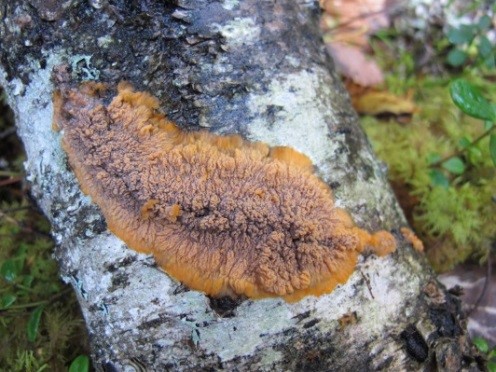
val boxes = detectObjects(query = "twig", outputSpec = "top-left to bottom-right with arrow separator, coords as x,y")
0,170 -> 22,177
0,126 -> 16,140
430,125 -> 495,167
0,287 -> 73,312
0,209 -> 52,238
467,256 -> 492,317
0,176 -> 22,187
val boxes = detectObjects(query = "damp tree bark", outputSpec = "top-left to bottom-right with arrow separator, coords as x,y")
0,1 -> 483,370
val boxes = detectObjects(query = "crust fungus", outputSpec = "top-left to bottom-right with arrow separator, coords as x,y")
53,82 -> 396,302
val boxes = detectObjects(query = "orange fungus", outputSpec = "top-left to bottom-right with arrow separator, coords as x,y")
53,83 -> 396,302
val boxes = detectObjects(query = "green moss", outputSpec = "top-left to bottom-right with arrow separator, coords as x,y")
0,199 -> 89,370
362,81 -> 496,271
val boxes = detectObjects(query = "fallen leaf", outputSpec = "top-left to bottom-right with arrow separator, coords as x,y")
327,42 -> 384,86
351,89 -> 417,115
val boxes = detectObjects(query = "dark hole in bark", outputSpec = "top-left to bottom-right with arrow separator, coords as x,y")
208,295 -> 244,318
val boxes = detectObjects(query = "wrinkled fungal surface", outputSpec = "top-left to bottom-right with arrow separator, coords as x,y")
53,83 -> 396,302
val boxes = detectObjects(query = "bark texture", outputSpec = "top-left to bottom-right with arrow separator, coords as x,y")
0,0 -> 483,370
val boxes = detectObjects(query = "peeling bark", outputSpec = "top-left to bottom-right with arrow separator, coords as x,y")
0,0 -> 483,370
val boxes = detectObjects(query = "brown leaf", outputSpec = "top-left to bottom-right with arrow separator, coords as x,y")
351,90 -> 417,116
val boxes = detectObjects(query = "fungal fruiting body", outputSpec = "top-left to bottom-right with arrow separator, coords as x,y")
53,83 -> 396,302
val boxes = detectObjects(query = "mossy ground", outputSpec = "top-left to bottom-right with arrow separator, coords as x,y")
0,89 -> 89,371
361,58 -> 495,271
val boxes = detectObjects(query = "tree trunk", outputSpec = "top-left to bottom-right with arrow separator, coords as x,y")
0,0 -> 482,370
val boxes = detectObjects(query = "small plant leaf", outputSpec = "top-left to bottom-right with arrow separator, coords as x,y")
69,355 -> 90,372
22,274 -> 34,288
0,258 -> 24,282
485,53 -> 496,69
429,169 -> 449,187
447,25 -> 476,45
450,79 -> 496,121
427,153 -> 441,164
27,305 -> 44,342
478,36 -> 493,58
467,146 -> 482,161
473,336 -> 489,353
1,294 -> 16,308
458,136 -> 471,148
489,348 -> 496,359
447,49 -> 468,67
490,134 -> 496,167
442,157 -> 465,175
478,15 -> 492,31
488,361 -> 496,372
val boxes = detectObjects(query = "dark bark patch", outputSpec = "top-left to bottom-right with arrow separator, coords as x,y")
105,255 -> 138,273
429,307 -> 462,338
400,324 -> 429,362
208,296 -> 244,318
303,319 -> 320,329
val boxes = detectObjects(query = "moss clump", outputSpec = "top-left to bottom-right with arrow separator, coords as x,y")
361,81 -> 495,271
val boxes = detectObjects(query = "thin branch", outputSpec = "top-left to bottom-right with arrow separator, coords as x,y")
430,125 -> 495,167
467,256 -> 492,317
0,287 -> 73,312
0,126 -> 16,140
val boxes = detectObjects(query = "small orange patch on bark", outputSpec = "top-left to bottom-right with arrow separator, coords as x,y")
401,227 -> 424,253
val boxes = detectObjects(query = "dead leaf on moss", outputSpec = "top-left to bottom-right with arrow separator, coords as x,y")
351,90 -> 417,116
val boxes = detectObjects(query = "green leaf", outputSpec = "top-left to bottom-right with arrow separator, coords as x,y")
473,336 -> 489,353
427,153 -> 441,164
467,145 -> 482,161
69,355 -> 90,372
442,157 -> 465,175
489,348 -> 496,359
489,361 -> 496,372
484,53 -> 496,69
0,258 -> 24,282
450,79 -> 496,121
478,15 -> 492,31
27,305 -> 44,342
490,134 -> 496,167
447,49 -> 468,67
447,25 -> 477,45
429,169 -> 449,187
478,36 -> 493,58
22,275 -> 34,288
0,294 -> 16,308
458,136 -> 471,148
485,121 -> 495,131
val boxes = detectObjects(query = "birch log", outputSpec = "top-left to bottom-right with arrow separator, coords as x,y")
0,0 -> 482,370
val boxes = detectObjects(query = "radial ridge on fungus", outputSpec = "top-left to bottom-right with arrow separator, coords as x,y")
53,82 -> 396,302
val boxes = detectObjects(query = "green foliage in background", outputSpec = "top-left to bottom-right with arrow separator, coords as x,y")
362,77 -> 495,271
473,336 -> 496,372
362,61 -> 496,271
446,14 -> 496,69
364,1 -> 495,271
